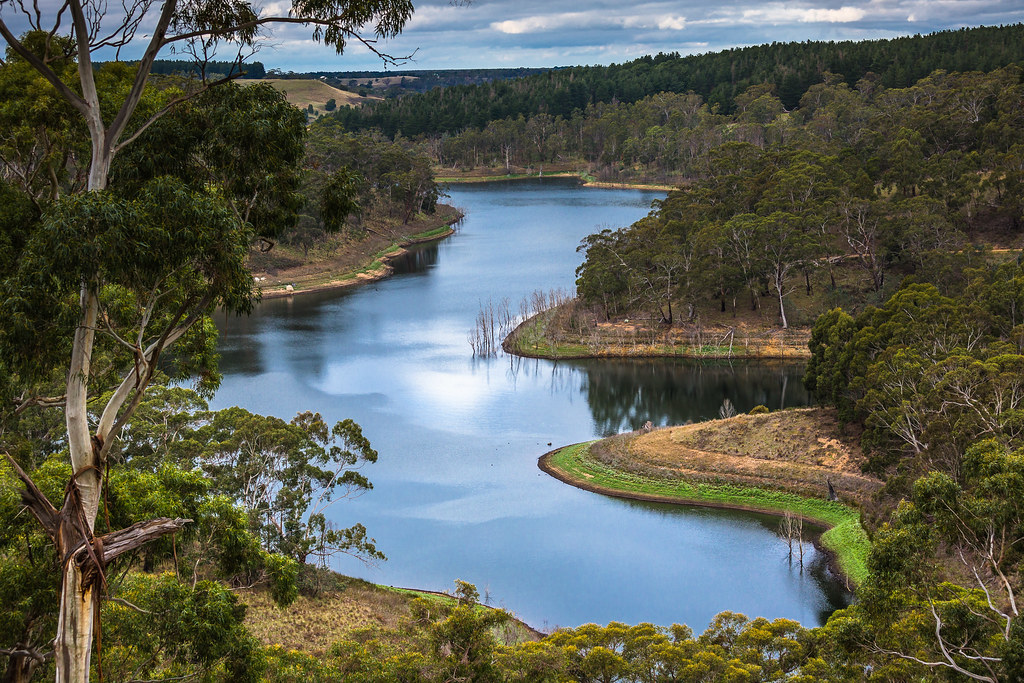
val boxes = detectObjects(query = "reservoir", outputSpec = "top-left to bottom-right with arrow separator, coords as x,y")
213,177 -> 853,631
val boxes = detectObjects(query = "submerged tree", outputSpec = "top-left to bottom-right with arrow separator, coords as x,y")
0,0 -> 414,679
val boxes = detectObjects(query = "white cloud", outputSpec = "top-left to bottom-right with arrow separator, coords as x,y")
492,10 -> 687,34
739,4 -> 867,24
492,12 -> 594,34
805,6 -> 867,22
658,16 -> 688,30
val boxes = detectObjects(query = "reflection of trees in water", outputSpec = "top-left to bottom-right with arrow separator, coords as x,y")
505,355 -> 586,399
573,360 -> 811,436
391,243 -> 440,276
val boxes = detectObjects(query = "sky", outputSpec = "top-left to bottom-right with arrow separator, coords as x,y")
2,0 -> 1024,72
260,0 -> 1024,72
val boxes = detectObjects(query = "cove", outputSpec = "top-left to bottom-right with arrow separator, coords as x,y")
212,178 -> 853,630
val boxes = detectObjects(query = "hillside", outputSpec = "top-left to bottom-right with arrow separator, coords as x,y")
253,78 -> 377,117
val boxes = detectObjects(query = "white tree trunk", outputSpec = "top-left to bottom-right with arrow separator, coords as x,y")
54,563 -> 95,682
776,279 -> 788,329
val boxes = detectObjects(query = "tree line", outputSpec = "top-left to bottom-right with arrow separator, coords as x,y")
331,24 -> 1024,138
795,258 -> 1024,681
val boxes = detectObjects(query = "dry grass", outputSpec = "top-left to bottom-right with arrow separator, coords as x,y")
344,75 -> 418,87
250,78 -> 375,115
241,582 -> 416,655
592,408 -> 883,506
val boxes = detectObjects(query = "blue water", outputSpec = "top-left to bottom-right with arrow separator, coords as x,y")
212,178 -> 851,630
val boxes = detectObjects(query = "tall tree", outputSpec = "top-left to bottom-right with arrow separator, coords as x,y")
0,0 -> 414,679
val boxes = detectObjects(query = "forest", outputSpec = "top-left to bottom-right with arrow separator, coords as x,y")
331,24 -> 1024,137
568,65 -> 1023,332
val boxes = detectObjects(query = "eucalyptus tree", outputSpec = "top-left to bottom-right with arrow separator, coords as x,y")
0,0 -> 415,679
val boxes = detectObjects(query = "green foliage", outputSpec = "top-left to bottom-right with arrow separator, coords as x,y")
284,122 -> 439,254
101,573 -> 266,682
193,407 -> 381,565
806,259 -> 1024,476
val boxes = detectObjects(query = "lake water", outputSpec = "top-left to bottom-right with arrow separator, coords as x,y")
212,178 -> 852,631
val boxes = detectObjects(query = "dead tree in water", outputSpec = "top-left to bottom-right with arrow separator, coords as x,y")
780,511 -> 804,567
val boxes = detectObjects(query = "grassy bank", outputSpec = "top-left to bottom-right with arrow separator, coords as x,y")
542,441 -> 870,585
255,206 -> 462,299
243,576 -> 540,655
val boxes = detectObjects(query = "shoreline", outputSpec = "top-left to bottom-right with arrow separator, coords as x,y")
437,170 -> 675,192
503,308 -> 812,361
539,442 -> 869,587
258,212 -> 462,300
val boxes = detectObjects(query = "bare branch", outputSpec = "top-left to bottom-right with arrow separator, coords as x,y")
14,394 -> 67,415
3,452 -> 60,537
106,597 -> 152,614
162,17 -> 413,65
106,0 -> 180,149
91,517 -> 192,563
112,72 -> 242,155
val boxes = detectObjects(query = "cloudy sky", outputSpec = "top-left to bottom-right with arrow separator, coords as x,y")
262,0 -> 1024,72
2,0 -> 1023,72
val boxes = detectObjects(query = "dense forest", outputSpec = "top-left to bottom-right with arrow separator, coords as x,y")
565,65 -> 1023,332
331,24 -> 1024,137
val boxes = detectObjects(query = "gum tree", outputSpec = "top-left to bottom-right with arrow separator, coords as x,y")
0,0 -> 414,679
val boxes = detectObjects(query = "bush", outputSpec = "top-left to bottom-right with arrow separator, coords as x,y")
749,405 -> 770,415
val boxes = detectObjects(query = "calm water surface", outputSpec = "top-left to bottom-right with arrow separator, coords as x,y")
213,178 -> 852,630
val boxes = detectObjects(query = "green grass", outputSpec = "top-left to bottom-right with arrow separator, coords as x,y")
548,442 -> 870,585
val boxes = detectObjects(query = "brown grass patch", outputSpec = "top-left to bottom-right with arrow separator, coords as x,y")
591,408 -> 882,505
241,582 -> 416,656
251,78 -> 375,114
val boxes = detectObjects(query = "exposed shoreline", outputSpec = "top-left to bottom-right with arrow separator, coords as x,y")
437,170 -> 675,192
258,211 -> 462,300
503,308 -> 812,361
539,441 -> 869,587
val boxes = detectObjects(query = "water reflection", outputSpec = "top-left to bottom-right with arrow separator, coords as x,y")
613,497 -> 853,624
391,243 -> 441,275
574,359 -> 809,435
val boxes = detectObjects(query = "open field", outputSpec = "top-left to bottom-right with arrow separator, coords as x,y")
251,78 -> 377,115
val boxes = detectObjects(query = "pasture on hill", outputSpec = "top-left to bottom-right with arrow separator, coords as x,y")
252,78 -> 377,117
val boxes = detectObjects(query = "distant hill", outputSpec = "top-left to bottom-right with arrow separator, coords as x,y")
329,23 -> 1024,137
252,79 -> 377,117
